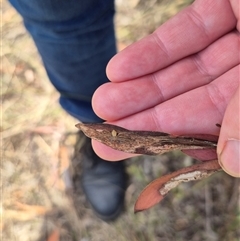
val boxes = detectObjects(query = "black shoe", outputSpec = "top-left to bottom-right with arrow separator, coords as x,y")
77,133 -> 127,221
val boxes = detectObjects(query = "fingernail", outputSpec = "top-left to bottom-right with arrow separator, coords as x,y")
218,139 -> 240,178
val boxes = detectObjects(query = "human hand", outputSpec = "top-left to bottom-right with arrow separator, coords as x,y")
92,0 -> 240,177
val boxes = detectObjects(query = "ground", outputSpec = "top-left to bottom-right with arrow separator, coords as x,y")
2,0 -> 240,240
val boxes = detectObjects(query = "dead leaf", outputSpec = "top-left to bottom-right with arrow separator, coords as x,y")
46,228 -> 60,241
4,202 -> 51,221
134,160 -> 221,212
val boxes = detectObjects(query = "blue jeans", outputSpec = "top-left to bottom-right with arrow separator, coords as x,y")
9,0 -> 116,122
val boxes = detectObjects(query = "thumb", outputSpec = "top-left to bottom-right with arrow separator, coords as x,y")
217,86 -> 240,177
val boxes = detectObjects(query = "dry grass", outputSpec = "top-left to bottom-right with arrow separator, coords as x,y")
2,0 -> 240,240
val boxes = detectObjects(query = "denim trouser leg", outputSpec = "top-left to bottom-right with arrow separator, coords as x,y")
9,0 -> 116,122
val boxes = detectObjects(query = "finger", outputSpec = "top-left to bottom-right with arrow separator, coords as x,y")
182,149 -> 217,161
229,0 -> 240,31
112,66 -> 239,134
217,86 -> 240,177
107,0 -> 236,82
93,31 -> 240,120
93,66 -> 239,160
